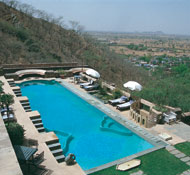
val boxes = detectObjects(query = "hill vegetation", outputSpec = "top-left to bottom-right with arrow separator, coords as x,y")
0,0 -> 148,86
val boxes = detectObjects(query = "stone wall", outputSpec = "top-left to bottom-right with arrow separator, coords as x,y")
1,62 -> 79,74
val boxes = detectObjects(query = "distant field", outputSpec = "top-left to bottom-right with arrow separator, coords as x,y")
90,32 -> 190,58
111,38 -> 190,57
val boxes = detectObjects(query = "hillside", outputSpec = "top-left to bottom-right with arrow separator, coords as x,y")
0,1 -> 88,64
0,1 -> 148,86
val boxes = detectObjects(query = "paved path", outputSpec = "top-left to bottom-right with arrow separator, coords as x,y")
164,123 -> 190,141
166,145 -> 190,175
0,114 -> 23,175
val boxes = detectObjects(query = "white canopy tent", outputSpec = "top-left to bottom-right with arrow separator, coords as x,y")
123,81 -> 142,91
86,69 -> 100,79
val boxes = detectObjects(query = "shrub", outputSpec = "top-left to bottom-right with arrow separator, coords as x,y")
16,28 -> 29,42
153,105 -> 167,113
0,21 -> 29,41
99,86 -> 107,96
113,89 -> 122,99
6,122 -> 25,145
28,43 -> 40,52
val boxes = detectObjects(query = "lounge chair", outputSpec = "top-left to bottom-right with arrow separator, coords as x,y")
80,80 -> 94,88
2,113 -> 14,120
83,83 -> 99,91
108,96 -> 129,106
1,111 -> 16,122
116,100 -> 134,111
0,107 -> 13,113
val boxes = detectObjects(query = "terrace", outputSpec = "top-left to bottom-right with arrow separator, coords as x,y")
1,67 -> 190,175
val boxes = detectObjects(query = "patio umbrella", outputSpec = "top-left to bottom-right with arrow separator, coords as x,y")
86,69 -> 100,79
123,81 -> 142,91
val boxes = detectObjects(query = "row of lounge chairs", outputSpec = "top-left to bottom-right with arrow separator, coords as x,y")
80,80 -> 99,91
108,96 -> 134,111
79,80 -> 133,110
0,107 -> 16,122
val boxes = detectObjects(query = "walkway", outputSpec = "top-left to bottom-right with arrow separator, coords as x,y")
166,145 -> 190,175
0,115 -> 23,175
147,122 -> 190,145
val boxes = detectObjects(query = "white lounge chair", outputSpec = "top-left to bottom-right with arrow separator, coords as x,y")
2,113 -> 14,120
80,80 -> 94,88
2,112 -> 16,122
84,84 -> 99,91
116,100 -> 134,111
108,96 -> 128,106
0,107 -> 13,113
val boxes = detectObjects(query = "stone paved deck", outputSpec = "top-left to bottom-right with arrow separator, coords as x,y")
147,122 -> 190,145
0,115 -> 23,175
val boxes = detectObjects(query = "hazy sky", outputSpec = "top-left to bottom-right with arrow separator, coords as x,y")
19,0 -> 190,35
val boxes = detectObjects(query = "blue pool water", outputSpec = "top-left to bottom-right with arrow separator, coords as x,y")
18,80 -> 154,170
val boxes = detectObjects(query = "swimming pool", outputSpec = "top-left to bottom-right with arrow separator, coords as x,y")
18,80 -> 154,170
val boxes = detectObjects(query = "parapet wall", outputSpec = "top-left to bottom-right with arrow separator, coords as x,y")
1,62 -> 79,74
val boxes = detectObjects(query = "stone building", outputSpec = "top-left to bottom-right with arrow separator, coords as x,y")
130,99 -> 162,128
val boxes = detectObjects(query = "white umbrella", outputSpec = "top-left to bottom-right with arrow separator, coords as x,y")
86,69 -> 100,79
123,81 -> 142,91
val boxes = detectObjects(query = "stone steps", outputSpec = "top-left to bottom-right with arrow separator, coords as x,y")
31,118 -> 42,124
47,143 -> 61,151
51,149 -> 63,157
55,155 -> 65,163
37,127 -> 45,133
7,80 -> 16,87
46,140 -> 65,163
34,123 -> 44,128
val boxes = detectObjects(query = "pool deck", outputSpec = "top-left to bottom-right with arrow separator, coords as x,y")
0,112 -> 23,175
1,76 -> 190,175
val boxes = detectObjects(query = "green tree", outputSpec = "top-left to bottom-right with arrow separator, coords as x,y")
0,80 -> 3,94
113,89 -> 122,99
172,64 -> 188,77
6,122 -> 25,145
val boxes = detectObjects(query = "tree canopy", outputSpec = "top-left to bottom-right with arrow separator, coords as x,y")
133,64 -> 190,112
